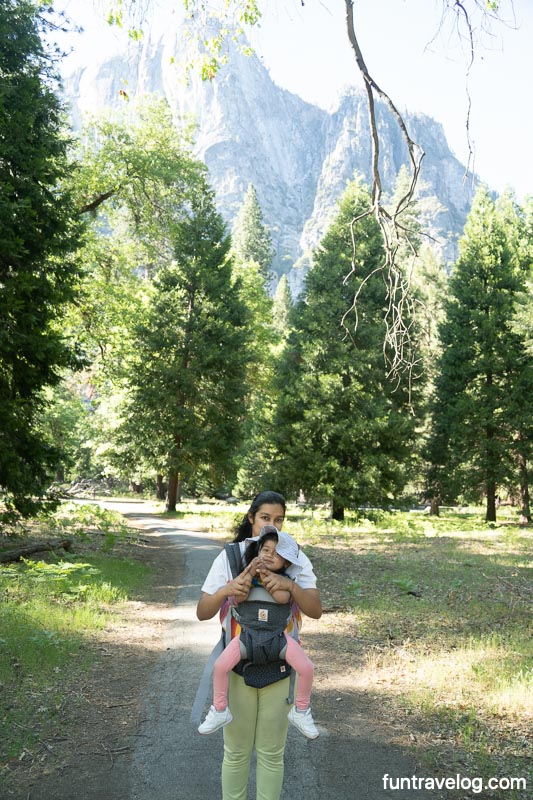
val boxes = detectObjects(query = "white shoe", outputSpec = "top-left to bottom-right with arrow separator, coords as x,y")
198,705 -> 233,735
288,706 -> 319,739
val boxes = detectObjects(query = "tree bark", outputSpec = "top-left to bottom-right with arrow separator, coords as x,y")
484,372 -> 497,523
166,472 -> 182,512
78,188 -> 117,215
518,448 -> 531,523
429,496 -> 440,516
485,479 -> 497,523
156,474 -> 166,501
0,539 -> 73,564
331,499 -> 345,522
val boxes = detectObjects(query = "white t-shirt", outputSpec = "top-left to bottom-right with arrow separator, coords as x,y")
201,541 -> 318,595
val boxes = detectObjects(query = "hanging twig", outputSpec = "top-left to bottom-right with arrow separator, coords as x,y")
343,1 -> 425,390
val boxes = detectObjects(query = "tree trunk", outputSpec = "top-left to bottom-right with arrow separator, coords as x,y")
485,387 -> 497,523
156,474 -> 166,501
166,472 -> 182,512
0,539 -> 73,564
429,496 -> 440,516
331,498 -> 345,521
518,449 -> 531,523
485,480 -> 497,523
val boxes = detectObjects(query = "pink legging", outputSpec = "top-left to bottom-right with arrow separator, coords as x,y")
213,634 -> 314,712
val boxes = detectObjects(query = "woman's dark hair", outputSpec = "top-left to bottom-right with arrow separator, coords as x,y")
243,530 -> 278,566
233,491 -> 286,543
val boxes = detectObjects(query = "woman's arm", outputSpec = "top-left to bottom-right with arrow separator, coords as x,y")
290,583 -> 322,619
196,586 -> 231,620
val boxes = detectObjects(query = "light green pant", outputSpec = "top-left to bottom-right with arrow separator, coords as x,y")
222,671 -> 290,800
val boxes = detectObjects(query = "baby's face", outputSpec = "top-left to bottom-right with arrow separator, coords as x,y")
258,540 -> 287,572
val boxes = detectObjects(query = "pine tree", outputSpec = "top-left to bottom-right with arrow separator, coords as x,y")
0,1 -> 83,515
232,184 -> 274,282
229,189 -> 280,498
272,274 -> 293,337
428,187 -> 532,522
119,175 -> 251,510
274,179 -> 422,519
231,256 -> 279,499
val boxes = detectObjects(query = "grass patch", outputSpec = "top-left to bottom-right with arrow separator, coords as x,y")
0,504 -> 152,767
289,506 -> 532,791
42,502 -> 138,552
161,500 -> 243,539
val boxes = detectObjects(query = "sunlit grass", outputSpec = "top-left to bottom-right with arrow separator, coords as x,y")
0,549 -> 152,763
359,633 -> 532,718
285,504 -> 532,784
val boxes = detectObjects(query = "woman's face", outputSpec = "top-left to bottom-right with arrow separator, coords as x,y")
248,503 -> 285,538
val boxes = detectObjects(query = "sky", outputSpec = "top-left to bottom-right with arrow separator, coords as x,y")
54,0 -> 533,200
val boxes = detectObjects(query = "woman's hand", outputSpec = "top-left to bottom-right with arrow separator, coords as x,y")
248,557 -> 261,576
196,563 -> 254,620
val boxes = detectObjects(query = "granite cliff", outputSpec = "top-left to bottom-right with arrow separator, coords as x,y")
65,28 -> 476,294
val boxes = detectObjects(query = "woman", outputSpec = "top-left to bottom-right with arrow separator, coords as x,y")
196,490 -> 322,800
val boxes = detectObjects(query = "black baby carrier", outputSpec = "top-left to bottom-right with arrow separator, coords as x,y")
191,542 -> 298,725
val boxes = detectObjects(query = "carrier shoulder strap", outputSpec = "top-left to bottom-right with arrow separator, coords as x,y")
224,541 -> 243,579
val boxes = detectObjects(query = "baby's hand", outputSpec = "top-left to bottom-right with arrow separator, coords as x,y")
249,557 -> 261,575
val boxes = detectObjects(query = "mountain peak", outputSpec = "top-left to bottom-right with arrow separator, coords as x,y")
64,24 -> 475,282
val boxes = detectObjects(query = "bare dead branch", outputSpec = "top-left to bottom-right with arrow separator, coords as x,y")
343,1 -> 426,392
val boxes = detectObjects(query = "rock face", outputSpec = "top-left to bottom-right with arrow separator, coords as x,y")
64,27 -> 476,291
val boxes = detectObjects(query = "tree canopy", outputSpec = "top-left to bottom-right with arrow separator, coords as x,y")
2,1 -> 529,523
92,0 -> 516,384
274,178 -> 424,519
428,187 -> 532,522
119,175 -> 251,508
231,183 -> 274,282
0,0 -> 84,515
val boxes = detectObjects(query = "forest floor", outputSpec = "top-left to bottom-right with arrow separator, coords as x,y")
1,498 -> 530,800
1,502 -> 175,799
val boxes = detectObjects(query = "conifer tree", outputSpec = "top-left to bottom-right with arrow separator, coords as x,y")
232,184 -> 274,282
273,178 -> 422,519
230,187 -> 279,497
0,0 -> 83,515
428,188 -> 532,522
231,256 -> 279,499
272,274 -> 293,337
119,175 -> 251,510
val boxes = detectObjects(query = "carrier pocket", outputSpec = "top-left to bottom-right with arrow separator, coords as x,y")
240,628 -> 286,665
235,658 -> 291,689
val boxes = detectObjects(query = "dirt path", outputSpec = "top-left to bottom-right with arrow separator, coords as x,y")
7,500 -> 432,800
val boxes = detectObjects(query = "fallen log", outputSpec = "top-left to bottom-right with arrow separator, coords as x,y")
0,539 -> 73,564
